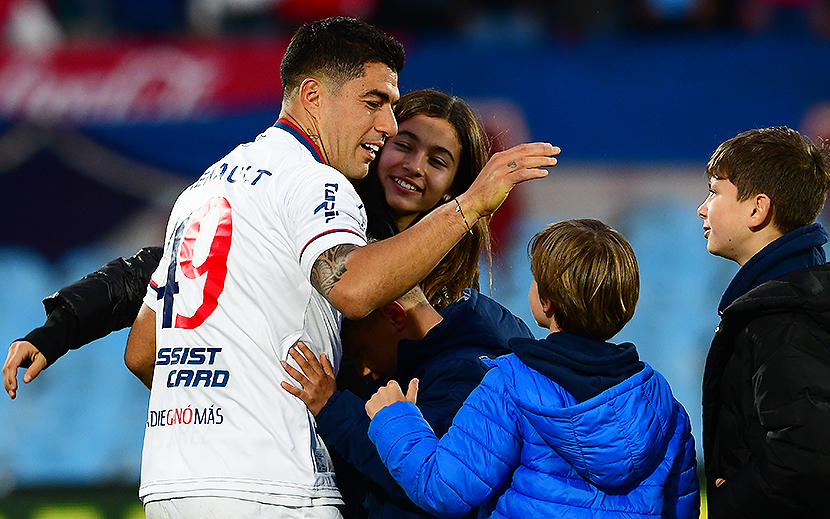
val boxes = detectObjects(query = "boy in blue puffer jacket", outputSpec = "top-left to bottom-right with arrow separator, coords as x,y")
365,219 -> 700,519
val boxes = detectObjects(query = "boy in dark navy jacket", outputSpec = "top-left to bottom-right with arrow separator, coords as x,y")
281,285 -> 534,519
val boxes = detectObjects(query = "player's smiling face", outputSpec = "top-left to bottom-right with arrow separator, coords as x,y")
376,114 -> 462,230
318,62 -> 400,182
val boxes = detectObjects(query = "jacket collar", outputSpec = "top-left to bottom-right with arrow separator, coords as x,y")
273,118 -> 326,164
719,223 -> 828,313
510,331 -> 643,403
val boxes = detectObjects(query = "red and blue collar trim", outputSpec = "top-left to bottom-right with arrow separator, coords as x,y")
274,118 -> 326,165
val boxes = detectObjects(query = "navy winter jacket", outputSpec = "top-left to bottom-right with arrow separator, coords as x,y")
316,289 -> 534,519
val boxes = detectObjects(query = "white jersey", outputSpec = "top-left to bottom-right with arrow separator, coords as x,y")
139,121 -> 367,506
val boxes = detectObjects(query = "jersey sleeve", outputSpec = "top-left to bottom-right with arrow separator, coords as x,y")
289,165 -> 368,279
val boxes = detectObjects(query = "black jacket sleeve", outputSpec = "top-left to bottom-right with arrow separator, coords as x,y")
22,246 -> 162,365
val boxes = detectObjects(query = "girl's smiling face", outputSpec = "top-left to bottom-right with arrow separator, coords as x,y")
376,114 -> 462,230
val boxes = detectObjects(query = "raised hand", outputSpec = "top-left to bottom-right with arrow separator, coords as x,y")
280,340 -> 337,416
365,378 -> 418,420
458,142 -> 560,222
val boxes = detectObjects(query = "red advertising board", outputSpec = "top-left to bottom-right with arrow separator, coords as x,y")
0,38 -> 288,123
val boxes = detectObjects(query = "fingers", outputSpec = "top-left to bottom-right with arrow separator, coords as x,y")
287,341 -> 323,378
3,340 -> 43,400
23,354 -> 47,385
280,380 -> 303,398
295,341 -> 322,370
366,380 -> 409,420
405,378 -> 419,404
374,380 -> 405,403
280,341 -> 337,416
2,351 -> 18,400
280,358 -> 308,386
499,145 -> 558,182
508,167 -> 549,185
365,395 -> 380,419
319,352 -> 335,378
497,143 -> 560,169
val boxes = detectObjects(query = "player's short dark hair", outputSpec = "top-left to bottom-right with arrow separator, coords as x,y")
529,219 -> 639,341
707,126 -> 830,234
280,17 -> 406,97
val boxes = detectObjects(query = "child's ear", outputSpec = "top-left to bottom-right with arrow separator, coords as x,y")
540,297 -> 555,319
380,302 -> 408,332
749,193 -> 774,230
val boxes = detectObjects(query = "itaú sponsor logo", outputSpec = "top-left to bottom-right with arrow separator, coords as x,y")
0,47 -> 219,123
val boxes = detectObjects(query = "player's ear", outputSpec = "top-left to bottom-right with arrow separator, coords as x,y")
298,78 -> 325,116
380,302 -> 407,332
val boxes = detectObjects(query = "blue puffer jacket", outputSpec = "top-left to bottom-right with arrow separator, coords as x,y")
317,289 -> 534,519
368,334 -> 700,519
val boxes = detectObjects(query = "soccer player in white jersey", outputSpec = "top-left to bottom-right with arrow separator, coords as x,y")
123,16 -> 560,519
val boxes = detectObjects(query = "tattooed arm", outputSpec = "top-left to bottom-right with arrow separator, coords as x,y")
310,199 -> 481,320
310,142 -> 559,320
310,244 -> 358,301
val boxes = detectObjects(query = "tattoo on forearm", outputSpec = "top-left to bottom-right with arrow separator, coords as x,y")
311,244 -> 357,299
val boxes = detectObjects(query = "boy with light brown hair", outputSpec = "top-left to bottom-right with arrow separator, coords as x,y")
364,219 -> 699,519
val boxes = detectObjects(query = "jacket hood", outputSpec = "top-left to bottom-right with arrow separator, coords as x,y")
510,332 -> 644,403
725,263 -> 830,330
485,354 -> 677,489
394,289 -> 533,382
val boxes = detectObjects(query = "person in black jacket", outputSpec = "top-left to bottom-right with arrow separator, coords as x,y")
697,126 -> 830,518
3,245 -> 163,398
279,285 -> 534,519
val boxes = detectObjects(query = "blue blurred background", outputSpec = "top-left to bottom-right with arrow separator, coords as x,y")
1,0 -> 830,515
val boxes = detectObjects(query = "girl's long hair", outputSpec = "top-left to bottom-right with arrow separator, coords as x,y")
393,89 -> 493,309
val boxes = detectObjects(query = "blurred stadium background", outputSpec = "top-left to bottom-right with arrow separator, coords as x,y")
2,0 -> 830,517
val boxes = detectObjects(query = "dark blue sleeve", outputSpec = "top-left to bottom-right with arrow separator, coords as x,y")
317,354 -> 493,504
315,390 -> 411,502
411,353 -> 491,437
